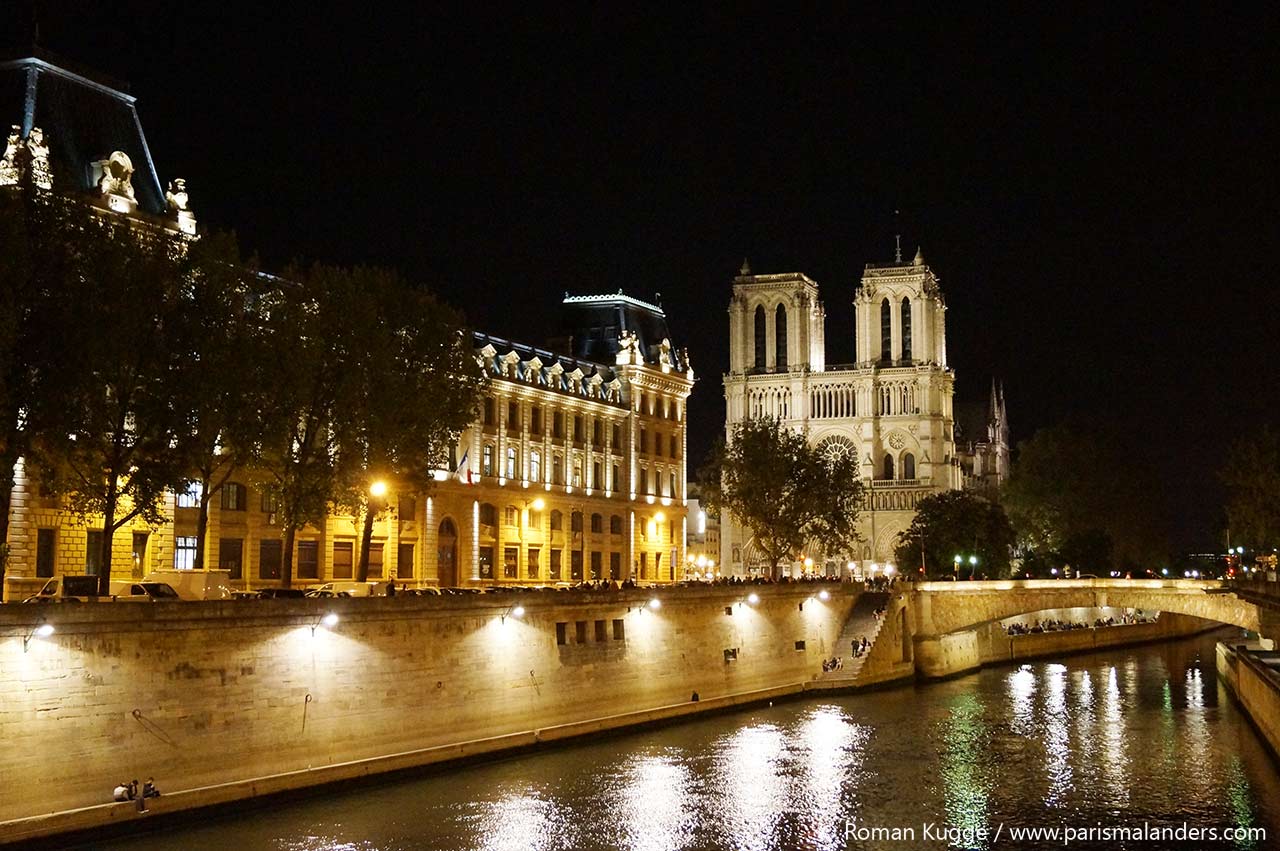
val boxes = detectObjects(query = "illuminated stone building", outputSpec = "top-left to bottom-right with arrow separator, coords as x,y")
720,253 -> 1008,577
0,51 -> 694,598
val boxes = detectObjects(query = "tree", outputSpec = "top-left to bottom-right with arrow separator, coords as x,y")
894,489 -> 1015,579
1221,426 -> 1280,551
170,232 -> 274,569
1002,420 -> 1168,573
28,216 -> 193,594
328,268 -> 485,583
700,417 -> 864,578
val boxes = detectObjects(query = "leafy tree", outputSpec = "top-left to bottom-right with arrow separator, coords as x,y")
1002,420 -> 1167,573
328,268 -> 485,583
0,174 -> 85,591
700,417 -> 863,579
893,489 -> 1015,579
28,216 -> 192,594
1221,426 -> 1280,551
170,233 -> 274,569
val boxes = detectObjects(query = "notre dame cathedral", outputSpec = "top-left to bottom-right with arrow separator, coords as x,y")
720,249 -> 1009,578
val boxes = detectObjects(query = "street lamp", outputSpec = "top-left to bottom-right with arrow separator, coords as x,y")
953,554 -> 961,581
369,480 -> 388,499
24,619 -> 54,652
969,554 -> 978,580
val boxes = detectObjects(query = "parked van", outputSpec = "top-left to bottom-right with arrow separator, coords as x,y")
142,569 -> 233,601
306,581 -> 382,598
23,575 -> 104,602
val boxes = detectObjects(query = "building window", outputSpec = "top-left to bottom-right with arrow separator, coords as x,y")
483,398 -> 495,425
640,428 -> 648,455
901,296 -> 912,362
612,463 -> 620,490
556,622 -> 568,645
573,460 -> 582,488
754,305 -> 766,369
592,461 -> 601,488
36,528 -> 55,578
610,514 -> 623,534
368,543 -> 384,578
903,452 -> 916,479
531,406 -> 542,434
221,482 -> 246,511
640,552 -> 648,580
591,513 -> 603,533
504,546 -> 519,578
529,507 -> 542,528
883,454 -> 895,480
479,546 -> 494,579
575,621 -> 587,643
640,469 -> 649,494
398,494 -> 417,520
880,298 -> 892,363
553,411 -> 564,439
594,619 -> 607,641
505,447 -> 517,478
505,505 -> 519,526
610,551 -> 621,580
297,540 -> 319,579
259,540 -> 282,580
553,453 -> 564,485
592,420 -> 603,447
530,450 -> 542,483
480,502 -> 498,527
260,488 -> 279,515
571,511 -> 583,533
398,543 -> 415,579
653,433 -> 662,458
573,415 -> 584,443
669,472 -> 677,498
507,401 -> 519,432
612,423 -> 621,448
776,303 -> 788,369
571,550 -> 583,581
669,435 -> 677,457
219,538 -> 243,579
176,481 -> 202,508
550,510 -> 563,531
550,549 -> 562,579
482,444 -> 495,476
612,618 -> 625,640
528,547 -> 541,579
131,532 -> 149,576
173,535 -> 196,571
655,552 -> 663,579
591,551 -> 602,579
333,541 -> 354,579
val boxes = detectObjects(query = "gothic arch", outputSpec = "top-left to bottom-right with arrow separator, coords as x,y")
753,305 -> 766,370
775,303 -> 788,370
901,296 -> 912,362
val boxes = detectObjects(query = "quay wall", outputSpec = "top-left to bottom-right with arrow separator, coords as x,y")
0,584 -> 854,842
1217,642 -> 1280,762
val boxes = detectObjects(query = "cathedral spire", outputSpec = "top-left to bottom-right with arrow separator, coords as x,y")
913,246 -> 925,266
739,257 -> 751,276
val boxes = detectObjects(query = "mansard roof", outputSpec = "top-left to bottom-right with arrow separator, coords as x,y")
473,332 -> 626,406
0,49 -> 166,215
558,291 -> 688,372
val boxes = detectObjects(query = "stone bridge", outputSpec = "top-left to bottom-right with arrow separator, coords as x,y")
912,578 -> 1267,636
854,579 -> 1278,682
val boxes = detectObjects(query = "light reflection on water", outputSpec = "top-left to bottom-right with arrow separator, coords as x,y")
94,630 -> 1280,851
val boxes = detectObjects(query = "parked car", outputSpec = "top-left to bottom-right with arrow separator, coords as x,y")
141,569 -> 233,600
308,581 -> 381,597
255,588 -> 309,599
108,581 -> 182,602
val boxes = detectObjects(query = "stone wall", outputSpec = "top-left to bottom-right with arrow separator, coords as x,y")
0,584 -> 853,837
1217,642 -> 1280,760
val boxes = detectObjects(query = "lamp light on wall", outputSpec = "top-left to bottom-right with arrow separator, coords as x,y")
502,604 -> 526,623
818,589 -> 830,601
747,592 -> 760,605
312,612 -> 339,636
369,480 -> 388,499
648,598 -> 661,610
24,619 -> 55,652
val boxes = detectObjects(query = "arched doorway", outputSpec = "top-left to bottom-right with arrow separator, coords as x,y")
437,518 -> 458,587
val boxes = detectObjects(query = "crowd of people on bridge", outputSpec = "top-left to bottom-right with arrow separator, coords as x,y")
1005,610 -> 1155,635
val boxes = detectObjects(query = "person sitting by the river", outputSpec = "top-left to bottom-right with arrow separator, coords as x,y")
113,781 -> 131,802
861,637 -> 869,654
835,657 -> 843,670
143,777 -> 161,798
822,659 -> 831,672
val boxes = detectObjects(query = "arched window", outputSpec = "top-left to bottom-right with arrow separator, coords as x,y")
482,444 -> 494,477
590,513 -> 603,533
479,503 -> 497,526
880,298 -> 892,363
753,305 -> 766,370
901,297 -> 912,362
550,510 -> 563,531
775,304 -> 788,370
883,454 -> 895,480
529,450 -> 541,483
610,514 -> 623,534
903,452 -> 915,479
505,447 -> 517,478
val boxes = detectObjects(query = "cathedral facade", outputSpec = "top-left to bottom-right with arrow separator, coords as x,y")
720,251 -> 1008,578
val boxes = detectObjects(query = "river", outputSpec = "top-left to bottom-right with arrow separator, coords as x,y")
92,628 -> 1280,850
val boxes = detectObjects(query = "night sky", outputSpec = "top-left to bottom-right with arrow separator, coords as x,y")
11,5 -> 1279,549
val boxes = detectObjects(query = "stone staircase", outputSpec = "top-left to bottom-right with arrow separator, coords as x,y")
816,591 -> 889,686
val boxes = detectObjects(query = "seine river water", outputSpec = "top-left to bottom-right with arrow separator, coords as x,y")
94,629 -> 1279,851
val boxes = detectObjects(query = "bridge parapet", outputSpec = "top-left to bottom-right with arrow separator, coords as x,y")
909,578 -> 1260,636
